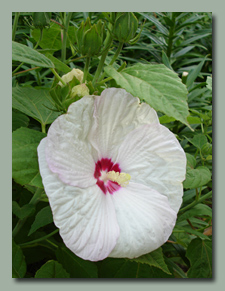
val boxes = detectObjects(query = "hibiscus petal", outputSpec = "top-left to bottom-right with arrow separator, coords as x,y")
38,138 -> 120,261
45,96 -> 96,188
109,182 -> 177,259
115,123 -> 186,212
88,88 -> 159,161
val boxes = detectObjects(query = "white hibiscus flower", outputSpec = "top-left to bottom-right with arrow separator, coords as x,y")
37,88 -> 186,261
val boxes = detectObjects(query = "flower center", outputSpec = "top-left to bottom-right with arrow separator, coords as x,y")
106,171 -> 131,187
94,158 -> 131,194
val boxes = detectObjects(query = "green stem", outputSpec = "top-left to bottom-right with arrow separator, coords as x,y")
12,62 -> 24,75
19,229 -> 59,248
83,57 -> 90,83
61,12 -> 72,63
166,13 -> 176,59
109,42 -> 124,66
41,123 -> 46,133
12,188 -> 43,238
98,42 -> 124,83
12,12 -> 20,41
179,191 -> 212,213
50,68 -> 66,85
92,13 -> 114,87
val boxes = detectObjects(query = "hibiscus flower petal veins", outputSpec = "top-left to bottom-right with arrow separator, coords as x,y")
37,87 -> 187,261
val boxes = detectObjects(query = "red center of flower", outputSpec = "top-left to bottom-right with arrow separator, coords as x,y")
94,158 -> 121,194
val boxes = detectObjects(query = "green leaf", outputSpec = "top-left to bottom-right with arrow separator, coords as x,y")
56,247 -> 98,278
32,23 -> 76,51
44,53 -> 71,74
191,134 -> 208,150
206,76 -> 212,91
172,46 -> 195,58
99,258 -> 173,278
12,41 -> 54,68
186,238 -> 212,278
174,225 -> 210,240
186,58 -> 206,88
12,111 -> 29,132
105,64 -> 190,127
131,247 -> 171,274
12,240 -> 27,278
12,201 -> 35,219
161,50 -> 173,71
35,260 -> 70,278
12,86 -> 60,126
28,206 -> 53,236
12,127 -> 46,187
186,153 -> 197,169
177,204 -> 212,223
183,166 -> 211,189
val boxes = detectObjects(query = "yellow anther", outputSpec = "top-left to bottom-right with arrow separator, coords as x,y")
107,171 -> 131,187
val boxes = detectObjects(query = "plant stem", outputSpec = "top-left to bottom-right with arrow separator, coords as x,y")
83,57 -> 90,83
12,12 -> 20,41
19,229 -> 59,247
50,68 -> 66,85
92,13 -> 114,87
12,188 -> 43,238
166,13 -> 176,59
41,123 -> 46,133
179,191 -> 212,213
98,42 -> 124,83
61,12 -> 72,63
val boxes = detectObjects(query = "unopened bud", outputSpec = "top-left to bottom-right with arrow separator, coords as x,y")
59,68 -> 84,86
75,18 -> 104,57
113,13 -> 138,43
71,84 -> 89,98
32,12 -> 51,29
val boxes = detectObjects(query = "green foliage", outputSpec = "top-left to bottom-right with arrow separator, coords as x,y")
12,127 -> 46,187
12,86 -> 60,127
131,247 -> 171,274
56,247 -> 98,278
35,260 -> 70,278
105,63 -> 190,126
12,41 -> 54,68
186,238 -> 212,278
12,240 -> 27,278
28,206 -> 53,236
12,12 -> 212,278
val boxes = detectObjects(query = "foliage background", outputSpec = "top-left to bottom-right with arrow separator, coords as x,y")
12,12 -> 212,278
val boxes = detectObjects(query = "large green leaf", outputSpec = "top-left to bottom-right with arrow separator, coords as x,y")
35,260 -> 70,278
12,41 -> 54,68
12,86 -> 60,126
28,206 -> 53,236
56,247 -> 98,278
12,127 -> 46,188
131,247 -> 171,274
32,23 -> 76,51
99,258 -> 173,278
12,240 -> 27,278
104,64 -> 190,126
12,110 -> 29,132
183,166 -> 211,189
186,238 -> 212,278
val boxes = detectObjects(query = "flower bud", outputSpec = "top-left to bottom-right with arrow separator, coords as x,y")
113,13 -> 138,43
75,18 -> 104,57
58,68 -> 84,86
32,12 -> 51,29
71,84 -> 90,98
